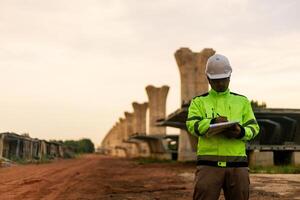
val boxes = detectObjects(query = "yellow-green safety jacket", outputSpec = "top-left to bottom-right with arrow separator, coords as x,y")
186,89 -> 259,167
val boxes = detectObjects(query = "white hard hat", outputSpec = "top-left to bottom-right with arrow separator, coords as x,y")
205,54 -> 232,79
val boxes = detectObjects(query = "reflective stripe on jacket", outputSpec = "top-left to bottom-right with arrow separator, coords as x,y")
186,89 -> 260,163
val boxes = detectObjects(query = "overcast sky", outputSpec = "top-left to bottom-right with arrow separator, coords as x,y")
0,0 -> 300,146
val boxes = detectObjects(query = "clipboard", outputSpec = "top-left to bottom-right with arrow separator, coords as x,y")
206,121 -> 239,137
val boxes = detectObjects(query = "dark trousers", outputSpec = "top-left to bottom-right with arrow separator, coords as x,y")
193,165 -> 249,200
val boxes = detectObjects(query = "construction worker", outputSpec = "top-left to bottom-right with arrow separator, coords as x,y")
186,54 -> 259,200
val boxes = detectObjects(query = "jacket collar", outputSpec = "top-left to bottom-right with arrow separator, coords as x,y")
209,88 -> 230,97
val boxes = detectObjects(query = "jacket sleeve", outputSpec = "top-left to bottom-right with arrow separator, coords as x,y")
240,99 -> 260,141
186,98 -> 212,137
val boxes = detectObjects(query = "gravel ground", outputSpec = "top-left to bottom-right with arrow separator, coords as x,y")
0,154 -> 299,200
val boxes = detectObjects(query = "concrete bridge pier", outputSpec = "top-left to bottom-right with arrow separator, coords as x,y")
114,122 -> 126,157
115,118 -> 128,157
175,48 -> 215,161
0,134 -> 3,158
109,124 -> 118,157
124,112 -> 140,158
132,102 -> 148,135
145,85 -> 171,159
132,102 -> 150,157
146,85 -> 169,136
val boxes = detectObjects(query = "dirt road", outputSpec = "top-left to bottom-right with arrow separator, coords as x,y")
0,154 -> 299,200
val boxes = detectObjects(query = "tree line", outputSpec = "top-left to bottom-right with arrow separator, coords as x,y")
50,138 -> 95,154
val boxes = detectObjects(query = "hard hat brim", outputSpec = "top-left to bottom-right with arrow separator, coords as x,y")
207,73 -> 231,80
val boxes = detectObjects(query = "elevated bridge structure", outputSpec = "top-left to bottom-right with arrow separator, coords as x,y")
158,104 -> 300,165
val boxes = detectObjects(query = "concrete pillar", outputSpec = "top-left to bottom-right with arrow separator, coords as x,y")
58,145 -> 63,157
110,124 -> 118,156
114,121 -> 127,157
248,150 -> 274,166
114,122 -> 122,144
146,85 -> 169,135
119,118 -> 126,141
38,141 -> 42,158
175,48 -> 215,105
132,102 -> 151,157
30,140 -> 33,160
105,133 -> 112,155
124,112 -> 139,157
41,140 -> 47,158
0,134 -> 3,157
124,112 -> 134,138
175,48 -> 215,161
105,125 -> 118,156
112,122 -> 119,148
291,151 -> 300,165
101,128 -> 112,150
132,102 -> 148,135
16,139 -> 20,158
108,128 -> 113,156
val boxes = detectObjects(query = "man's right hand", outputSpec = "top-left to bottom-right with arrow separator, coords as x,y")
214,116 -> 228,123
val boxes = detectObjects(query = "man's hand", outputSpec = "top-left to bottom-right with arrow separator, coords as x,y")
214,116 -> 228,123
222,124 -> 241,138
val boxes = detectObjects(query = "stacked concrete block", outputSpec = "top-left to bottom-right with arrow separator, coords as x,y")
39,140 -> 47,158
0,133 -> 63,161
23,139 -> 33,160
291,152 -> 300,165
248,150 -> 274,166
146,85 -> 169,136
175,48 -> 215,161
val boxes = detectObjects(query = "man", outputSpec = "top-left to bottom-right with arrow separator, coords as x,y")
186,54 -> 259,200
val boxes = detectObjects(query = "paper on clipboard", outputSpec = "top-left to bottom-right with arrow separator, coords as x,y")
206,121 -> 239,137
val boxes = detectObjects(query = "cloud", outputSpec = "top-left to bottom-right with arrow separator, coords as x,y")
0,0 -> 300,144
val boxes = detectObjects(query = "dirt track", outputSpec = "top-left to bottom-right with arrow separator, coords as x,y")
0,154 -> 300,200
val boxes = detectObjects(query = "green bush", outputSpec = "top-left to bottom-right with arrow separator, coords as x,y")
63,138 -> 95,154
250,165 -> 300,174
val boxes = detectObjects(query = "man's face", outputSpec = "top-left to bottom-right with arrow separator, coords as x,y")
208,77 -> 230,92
